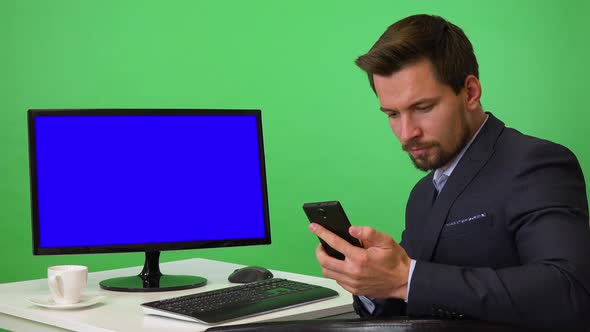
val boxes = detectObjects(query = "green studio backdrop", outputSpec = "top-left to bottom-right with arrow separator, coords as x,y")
1,0 -> 589,284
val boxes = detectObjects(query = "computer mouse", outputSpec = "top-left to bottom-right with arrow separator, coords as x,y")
228,266 -> 274,283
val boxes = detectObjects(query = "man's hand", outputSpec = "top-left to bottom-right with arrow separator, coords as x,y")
309,222 -> 410,300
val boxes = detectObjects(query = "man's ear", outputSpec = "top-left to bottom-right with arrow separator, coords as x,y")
464,75 -> 482,110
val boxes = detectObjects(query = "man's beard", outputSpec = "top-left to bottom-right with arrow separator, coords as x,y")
403,120 -> 471,172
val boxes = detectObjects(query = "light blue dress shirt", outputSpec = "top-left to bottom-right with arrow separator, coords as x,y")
359,115 -> 489,313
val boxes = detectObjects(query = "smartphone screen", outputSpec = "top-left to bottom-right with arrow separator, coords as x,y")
303,201 -> 362,260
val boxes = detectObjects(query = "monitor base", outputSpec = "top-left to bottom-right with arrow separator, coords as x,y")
99,274 -> 207,292
99,251 -> 207,292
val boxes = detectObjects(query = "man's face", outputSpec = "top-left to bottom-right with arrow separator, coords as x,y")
373,59 -> 471,171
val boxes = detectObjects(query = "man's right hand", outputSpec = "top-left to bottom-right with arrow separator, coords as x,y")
309,223 -> 410,300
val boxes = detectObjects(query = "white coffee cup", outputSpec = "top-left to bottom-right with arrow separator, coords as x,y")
47,265 -> 88,305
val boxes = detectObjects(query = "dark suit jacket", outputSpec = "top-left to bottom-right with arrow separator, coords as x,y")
353,114 -> 590,328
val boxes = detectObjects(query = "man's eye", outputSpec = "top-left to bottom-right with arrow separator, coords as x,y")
387,112 -> 399,118
415,105 -> 433,112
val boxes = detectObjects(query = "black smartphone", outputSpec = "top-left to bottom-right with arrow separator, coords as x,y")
303,201 -> 362,260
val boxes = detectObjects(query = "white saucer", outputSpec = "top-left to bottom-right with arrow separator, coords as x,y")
29,294 -> 105,309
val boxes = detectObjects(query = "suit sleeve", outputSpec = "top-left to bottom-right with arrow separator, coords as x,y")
406,142 -> 590,328
352,295 -> 407,317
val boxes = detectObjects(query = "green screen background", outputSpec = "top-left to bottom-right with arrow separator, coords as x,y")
1,0 -> 589,285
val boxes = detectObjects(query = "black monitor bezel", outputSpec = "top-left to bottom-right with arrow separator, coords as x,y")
27,108 -> 271,256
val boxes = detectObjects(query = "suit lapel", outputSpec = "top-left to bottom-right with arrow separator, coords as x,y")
416,114 -> 505,261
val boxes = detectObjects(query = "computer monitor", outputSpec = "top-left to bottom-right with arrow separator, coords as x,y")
27,109 -> 271,292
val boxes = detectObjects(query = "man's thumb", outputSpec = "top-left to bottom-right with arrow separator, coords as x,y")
349,226 -> 391,248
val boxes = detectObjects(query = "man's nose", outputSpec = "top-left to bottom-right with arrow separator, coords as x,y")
397,116 -> 421,144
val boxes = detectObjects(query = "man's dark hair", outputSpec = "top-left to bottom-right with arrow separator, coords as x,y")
355,14 -> 478,95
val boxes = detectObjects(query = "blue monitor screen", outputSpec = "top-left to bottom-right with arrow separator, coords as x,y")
28,109 -> 270,254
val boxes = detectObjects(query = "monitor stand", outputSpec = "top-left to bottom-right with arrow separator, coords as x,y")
99,251 -> 207,292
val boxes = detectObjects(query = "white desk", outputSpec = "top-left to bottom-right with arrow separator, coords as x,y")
0,258 -> 354,332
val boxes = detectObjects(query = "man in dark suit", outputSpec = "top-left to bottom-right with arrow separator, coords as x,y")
309,14 -> 590,328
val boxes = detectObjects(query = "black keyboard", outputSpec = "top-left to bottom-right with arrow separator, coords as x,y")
140,278 -> 339,324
